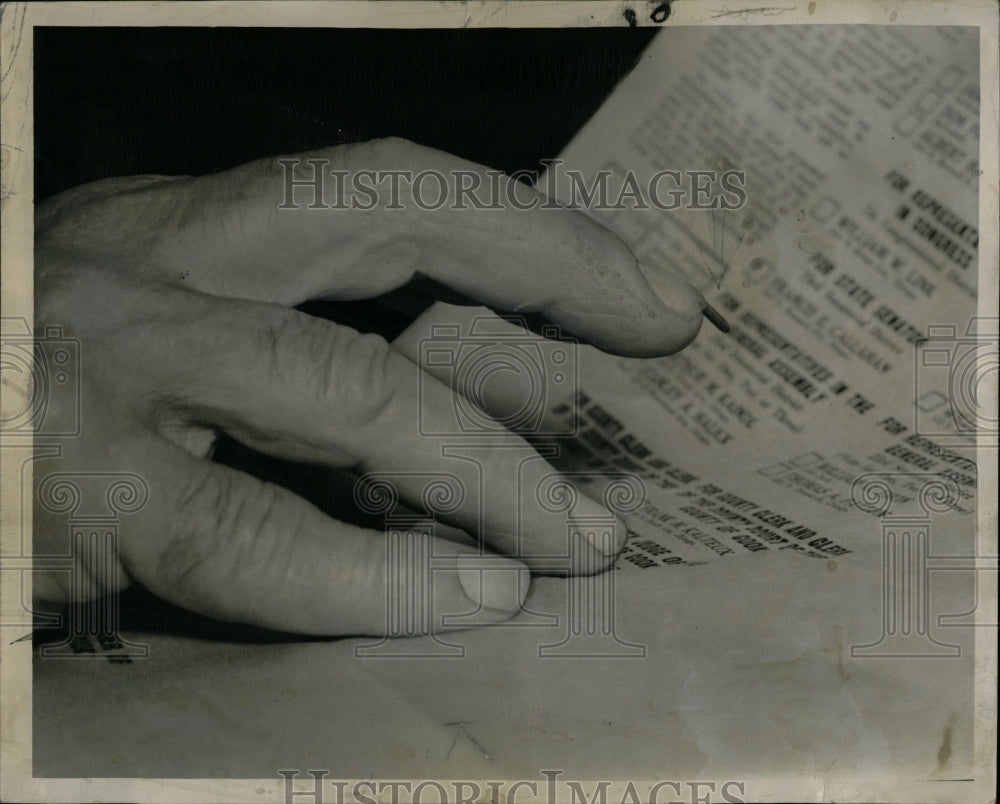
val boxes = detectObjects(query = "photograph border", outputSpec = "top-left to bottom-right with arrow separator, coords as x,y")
2,2 -> 997,802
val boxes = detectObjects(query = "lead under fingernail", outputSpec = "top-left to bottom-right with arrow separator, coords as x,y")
703,302 -> 731,333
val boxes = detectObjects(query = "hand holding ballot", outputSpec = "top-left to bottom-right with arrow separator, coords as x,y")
31,137 -> 709,636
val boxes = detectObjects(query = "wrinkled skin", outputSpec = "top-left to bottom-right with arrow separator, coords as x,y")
33,138 -> 704,636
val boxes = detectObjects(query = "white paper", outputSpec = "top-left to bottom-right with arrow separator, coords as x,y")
6,8 -> 996,804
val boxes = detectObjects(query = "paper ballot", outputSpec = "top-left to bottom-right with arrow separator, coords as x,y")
32,24 -> 993,802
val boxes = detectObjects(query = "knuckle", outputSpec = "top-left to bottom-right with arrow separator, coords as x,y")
160,468 -> 296,614
331,329 -> 398,408
34,260 -> 109,327
368,135 -> 418,160
261,311 -> 404,428
36,177 -> 185,259
158,467 -> 236,599
356,136 -> 435,173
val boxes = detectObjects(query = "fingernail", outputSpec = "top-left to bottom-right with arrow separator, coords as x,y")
578,515 -> 627,557
457,554 -> 530,612
567,487 -> 628,556
649,268 -> 706,322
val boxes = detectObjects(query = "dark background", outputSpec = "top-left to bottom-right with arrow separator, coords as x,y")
33,26 -> 657,639
35,26 -> 656,200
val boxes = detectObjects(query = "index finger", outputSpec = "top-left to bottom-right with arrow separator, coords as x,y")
38,138 -> 706,357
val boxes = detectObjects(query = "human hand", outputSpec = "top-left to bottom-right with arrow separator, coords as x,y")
33,138 -> 706,635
